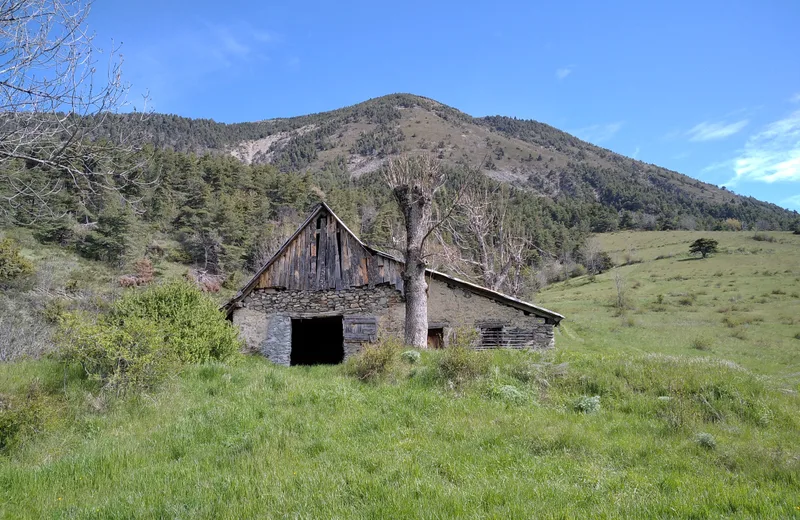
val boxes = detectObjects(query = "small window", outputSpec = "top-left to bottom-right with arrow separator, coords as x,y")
479,326 -> 504,348
479,325 -> 536,349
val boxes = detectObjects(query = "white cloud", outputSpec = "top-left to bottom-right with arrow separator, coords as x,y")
573,122 -> 624,144
555,67 -> 572,80
726,110 -> 800,185
632,146 -> 640,159
686,120 -> 749,141
781,193 -> 800,208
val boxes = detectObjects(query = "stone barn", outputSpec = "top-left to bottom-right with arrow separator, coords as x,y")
224,203 -> 564,366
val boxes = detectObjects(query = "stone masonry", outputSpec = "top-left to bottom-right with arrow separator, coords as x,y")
232,278 -> 555,363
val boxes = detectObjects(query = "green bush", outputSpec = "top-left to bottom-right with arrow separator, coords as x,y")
108,281 -> 241,363
400,350 -> 421,364
695,432 -> 717,450
691,337 -> 713,351
346,338 -> 401,382
0,237 -> 34,281
436,340 -> 487,387
573,395 -> 601,414
56,281 -> 241,394
488,384 -> 526,404
57,313 -> 172,395
0,382 -> 46,453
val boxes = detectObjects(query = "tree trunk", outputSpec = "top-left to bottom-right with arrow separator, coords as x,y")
396,185 -> 429,348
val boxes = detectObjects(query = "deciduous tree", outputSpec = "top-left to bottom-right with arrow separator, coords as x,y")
0,0 -> 149,223
384,155 -> 464,348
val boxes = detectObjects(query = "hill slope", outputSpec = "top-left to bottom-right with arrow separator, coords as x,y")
98,93 -> 797,231
1,229 -> 799,518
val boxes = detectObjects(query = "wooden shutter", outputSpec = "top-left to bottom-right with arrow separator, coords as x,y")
343,315 -> 378,344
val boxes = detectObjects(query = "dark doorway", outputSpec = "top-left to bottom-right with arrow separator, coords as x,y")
427,327 -> 444,349
290,316 -> 344,365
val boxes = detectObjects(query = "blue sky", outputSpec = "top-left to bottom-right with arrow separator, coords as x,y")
90,0 -> 800,210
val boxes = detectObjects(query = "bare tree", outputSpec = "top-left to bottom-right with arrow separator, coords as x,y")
0,0 -> 148,223
384,154 -> 462,348
613,268 -> 627,311
434,184 -> 532,296
582,236 -> 601,275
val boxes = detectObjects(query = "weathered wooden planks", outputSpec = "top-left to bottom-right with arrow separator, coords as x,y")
255,208 -> 405,293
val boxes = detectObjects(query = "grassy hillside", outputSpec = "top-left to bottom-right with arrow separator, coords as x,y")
542,230 -> 800,382
1,230 -> 799,518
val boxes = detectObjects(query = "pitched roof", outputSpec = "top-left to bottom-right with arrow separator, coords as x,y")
224,202 -> 564,324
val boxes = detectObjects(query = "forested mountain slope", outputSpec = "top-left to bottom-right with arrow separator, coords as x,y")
2,94 -> 798,304
94,93 -> 797,232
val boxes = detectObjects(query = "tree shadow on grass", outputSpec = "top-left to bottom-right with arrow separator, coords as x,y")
677,257 -> 706,262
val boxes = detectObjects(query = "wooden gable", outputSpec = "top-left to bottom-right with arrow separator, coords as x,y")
253,207 -> 404,292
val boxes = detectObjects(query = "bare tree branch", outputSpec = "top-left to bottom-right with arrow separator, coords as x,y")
0,0 -> 151,224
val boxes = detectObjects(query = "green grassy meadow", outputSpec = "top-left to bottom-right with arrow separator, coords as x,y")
546,230 -> 800,382
1,230 -> 800,519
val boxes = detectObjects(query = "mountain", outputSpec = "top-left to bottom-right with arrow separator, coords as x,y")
96,93 -> 797,231
3,93 -> 798,300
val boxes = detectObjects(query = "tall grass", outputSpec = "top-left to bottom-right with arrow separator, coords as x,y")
1,349 -> 798,519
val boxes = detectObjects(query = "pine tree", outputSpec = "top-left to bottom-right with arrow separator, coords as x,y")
689,238 -> 719,258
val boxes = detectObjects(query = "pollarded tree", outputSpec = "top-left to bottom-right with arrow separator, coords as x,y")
434,183 -> 533,296
689,238 -> 719,258
384,155 -> 468,348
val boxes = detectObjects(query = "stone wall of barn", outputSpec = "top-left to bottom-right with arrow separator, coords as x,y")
379,278 -> 555,349
231,277 -> 554,365
232,285 -> 403,364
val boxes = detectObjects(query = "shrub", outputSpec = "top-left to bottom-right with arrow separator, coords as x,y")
573,395 -> 601,413
56,313 -> 172,395
41,298 -> 68,324
596,251 -> 615,272
108,281 -> 241,363
731,327 -> 748,340
0,237 -> 34,281
400,350 -> 421,364
752,232 -> 775,243
119,258 -> 155,288
691,337 -> 713,351
134,258 -> 155,284
569,264 -> 587,278
695,432 -> 717,450
436,343 -> 487,387
346,338 -> 400,381
56,281 -> 241,394
0,383 -> 46,453
489,384 -> 525,404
